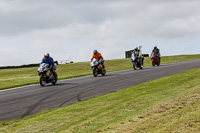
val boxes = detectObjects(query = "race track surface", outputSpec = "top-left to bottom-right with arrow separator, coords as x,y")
0,60 -> 200,122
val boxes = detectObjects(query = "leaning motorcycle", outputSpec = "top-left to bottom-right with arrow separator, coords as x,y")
90,58 -> 106,77
131,55 -> 143,70
151,53 -> 160,66
37,62 -> 58,86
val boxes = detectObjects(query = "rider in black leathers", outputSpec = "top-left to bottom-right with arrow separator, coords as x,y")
151,45 -> 161,62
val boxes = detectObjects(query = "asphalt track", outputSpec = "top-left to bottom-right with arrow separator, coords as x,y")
0,60 -> 200,122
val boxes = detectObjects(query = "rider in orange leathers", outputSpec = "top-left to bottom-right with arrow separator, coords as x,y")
91,50 -> 105,67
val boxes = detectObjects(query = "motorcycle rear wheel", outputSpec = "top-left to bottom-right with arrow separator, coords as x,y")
157,59 -> 160,66
101,68 -> 106,76
140,65 -> 143,69
40,74 -> 46,86
133,62 -> 136,70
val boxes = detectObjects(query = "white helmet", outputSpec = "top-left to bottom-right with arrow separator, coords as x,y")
44,53 -> 50,60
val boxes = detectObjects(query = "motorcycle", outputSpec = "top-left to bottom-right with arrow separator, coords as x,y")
90,58 -> 106,77
151,53 -> 160,66
131,55 -> 143,70
37,62 -> 58,86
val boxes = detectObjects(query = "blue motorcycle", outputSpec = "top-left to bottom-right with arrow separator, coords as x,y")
131,55 -> 143,70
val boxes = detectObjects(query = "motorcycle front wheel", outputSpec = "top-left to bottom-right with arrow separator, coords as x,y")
152,60 -> 155,66
93,68 -> 98,77
40,74 -> 46,86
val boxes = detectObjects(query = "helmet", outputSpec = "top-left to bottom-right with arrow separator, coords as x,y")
44,53 -> 49,60
134,47 -> 138,50
154,45 -> 157,49
93,50 -> 98,55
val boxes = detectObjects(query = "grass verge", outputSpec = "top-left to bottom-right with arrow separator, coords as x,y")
0,68 -> 200,132
0,54 -> 200,90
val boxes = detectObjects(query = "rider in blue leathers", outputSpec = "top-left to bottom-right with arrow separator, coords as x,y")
42,53 -> 54,71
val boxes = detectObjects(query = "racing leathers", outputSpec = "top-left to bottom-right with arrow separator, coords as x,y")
41,56 -> 54,71
91,52 -> 104,67
151,48 -> 161,61
132,48 -> 144,66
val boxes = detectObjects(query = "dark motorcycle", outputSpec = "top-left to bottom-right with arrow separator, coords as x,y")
90,58 -> 106,77
131,55 -> 143,70
37,62 -> 57,86
151,53 -> 160,66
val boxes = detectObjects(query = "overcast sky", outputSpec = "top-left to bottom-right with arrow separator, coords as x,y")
0,0 -> 200,66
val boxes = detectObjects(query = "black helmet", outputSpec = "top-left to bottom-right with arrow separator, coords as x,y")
44,53 -> 49,60
93,50 -> 98,55
134,47 -> 139,51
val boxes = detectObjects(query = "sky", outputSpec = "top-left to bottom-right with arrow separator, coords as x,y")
0,0 -> 200,66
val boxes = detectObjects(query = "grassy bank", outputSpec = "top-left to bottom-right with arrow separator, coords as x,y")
0,54 -> 200,90
0,68 -> 200,132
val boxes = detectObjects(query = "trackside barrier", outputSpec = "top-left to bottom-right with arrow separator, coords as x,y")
0,61 -> 59,69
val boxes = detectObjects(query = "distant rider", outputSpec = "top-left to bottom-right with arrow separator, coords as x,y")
91,50 -> 104,67
42,53 -> 54,71
132,47 -> 144,66
151,45 -> 161,61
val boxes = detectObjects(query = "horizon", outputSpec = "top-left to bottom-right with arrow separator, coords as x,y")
1,0 -> 200,66
0,53 -> 199,67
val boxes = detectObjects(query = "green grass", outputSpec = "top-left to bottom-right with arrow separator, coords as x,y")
0,68 -> 200,132
0,54 -> 200,90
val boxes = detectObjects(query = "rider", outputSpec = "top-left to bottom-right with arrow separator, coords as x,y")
91,50 -> 104,67
132,47 -> 144,66
41,53 -> 54,71
133,47 -> 140,56
151,45 -> 161,61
